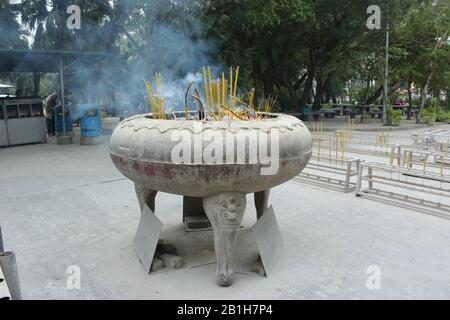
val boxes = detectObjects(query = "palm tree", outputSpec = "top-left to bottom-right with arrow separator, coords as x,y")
20,0 -> 115,51
0,0 -> 26,49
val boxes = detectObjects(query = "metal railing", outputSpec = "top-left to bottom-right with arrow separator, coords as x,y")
356,162 -> 450,219
293,155 -> 361,193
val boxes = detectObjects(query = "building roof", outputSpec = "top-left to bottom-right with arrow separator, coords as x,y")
0,49 -> 112,73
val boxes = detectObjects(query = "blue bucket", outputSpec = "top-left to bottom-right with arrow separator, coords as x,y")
80,104 -> 101,137
54,104 -> 73,135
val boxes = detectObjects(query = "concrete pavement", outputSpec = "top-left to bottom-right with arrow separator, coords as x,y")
0,133 -> 449,299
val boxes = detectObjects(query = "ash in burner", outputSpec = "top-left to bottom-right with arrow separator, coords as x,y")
144,111 -> 278,121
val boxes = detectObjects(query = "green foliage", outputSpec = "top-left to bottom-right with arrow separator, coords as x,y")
386,107 -> 403,126
420,108 -> 438,124
437,112 -> 450,123
0,0 -> 26,49
3,0 -> 449,113
423,99 -> 450,123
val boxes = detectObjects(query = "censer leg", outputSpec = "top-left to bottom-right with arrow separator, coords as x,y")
254,189 -> 270,220
203,192 -> 246,287
253,189 -> 271,276
134,183 -> 157,212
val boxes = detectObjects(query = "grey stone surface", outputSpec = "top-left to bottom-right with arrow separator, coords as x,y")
109,114 -> 313,197
109,113 -> 313,286
1,134 -> 450,299
80,136 -> 103,145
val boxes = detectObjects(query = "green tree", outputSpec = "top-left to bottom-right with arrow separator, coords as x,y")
0,0 -> 25,49
394,0 -> 450,122
202,0 -> 312,111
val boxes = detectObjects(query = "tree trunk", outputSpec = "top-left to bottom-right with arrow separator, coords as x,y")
15,76 -> 24,97
252,57 -> 259,108
417,66 -> 434,124
363,79 -> 371,104
446,91 -> 450,112
312,74 -> 323,111
365,81 -> 402,105
361,79 -> 371,123
33,72 -> 41,96
299,68 -> 315,112
262,50 -> 274,99
407,79 -> 413,120
416,32 -> 447,122
281,63 -> 299,113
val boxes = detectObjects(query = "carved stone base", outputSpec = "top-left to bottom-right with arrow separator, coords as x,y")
132,184 -> 279,286
203,192 -> 246,287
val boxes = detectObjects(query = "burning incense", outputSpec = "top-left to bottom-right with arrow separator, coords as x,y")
145,66 -> 274,121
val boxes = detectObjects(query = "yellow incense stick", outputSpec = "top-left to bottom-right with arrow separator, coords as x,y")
229,67 -> 233,111
328,135 -> 332,160
221,105 -> 244,120
208,67 -> 213,113
249,89 -> 255,110
317,139 -> 321,162
202,67 -> 209,107
233,67 -> 239,106
222,73 -> 226,107
335,131 -> 339,161
144,80 -> 156,115
216,81 -> 221,119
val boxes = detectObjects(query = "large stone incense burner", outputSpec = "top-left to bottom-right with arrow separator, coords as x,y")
110,112 -> 312,286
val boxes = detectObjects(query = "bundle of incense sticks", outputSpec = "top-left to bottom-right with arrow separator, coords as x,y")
144,73 -> 165,119
144,67 -> 276,121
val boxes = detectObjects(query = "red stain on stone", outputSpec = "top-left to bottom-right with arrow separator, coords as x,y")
136,161 -> 174,179
111,154 -> 173,180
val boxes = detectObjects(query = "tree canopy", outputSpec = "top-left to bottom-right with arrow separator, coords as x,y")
0,0 -> 449,114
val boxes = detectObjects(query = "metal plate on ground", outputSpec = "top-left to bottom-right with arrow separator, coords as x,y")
134,205 -> 163,273
0,265 -> 11,300
252,206 -> 284,276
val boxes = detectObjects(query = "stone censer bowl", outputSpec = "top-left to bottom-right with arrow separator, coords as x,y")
110,112 -> 312,286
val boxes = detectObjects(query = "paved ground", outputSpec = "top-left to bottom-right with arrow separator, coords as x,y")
1,125 -> 450,300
